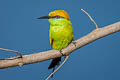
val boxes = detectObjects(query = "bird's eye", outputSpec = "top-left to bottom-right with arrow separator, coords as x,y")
55,16 -> 61,19
52,16 -> 64,19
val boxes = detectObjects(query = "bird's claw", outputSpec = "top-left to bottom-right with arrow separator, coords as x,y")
72,41 -> 77,47
59,50 -> 65,56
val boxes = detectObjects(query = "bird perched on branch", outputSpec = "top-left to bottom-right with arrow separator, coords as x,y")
38,10 -> 73,71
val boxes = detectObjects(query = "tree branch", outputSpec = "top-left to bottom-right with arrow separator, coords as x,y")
0,21 -> 120,69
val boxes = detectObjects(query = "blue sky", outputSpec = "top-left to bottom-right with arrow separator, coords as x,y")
0,0 -> 120,80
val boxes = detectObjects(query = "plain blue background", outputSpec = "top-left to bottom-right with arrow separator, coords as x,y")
0,0 -> 120,80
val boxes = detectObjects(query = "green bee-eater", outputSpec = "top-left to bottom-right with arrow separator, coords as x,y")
38,10 -> 73,70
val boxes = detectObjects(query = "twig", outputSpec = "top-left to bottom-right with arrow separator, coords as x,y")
46,56 -> 69,80
0,48 -> 22,59
81,9 -> 98,29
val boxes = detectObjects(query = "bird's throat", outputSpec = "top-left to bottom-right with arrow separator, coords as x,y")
49,18 -> 68,32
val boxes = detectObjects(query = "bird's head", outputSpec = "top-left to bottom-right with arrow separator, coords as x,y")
37,10 -> 70,20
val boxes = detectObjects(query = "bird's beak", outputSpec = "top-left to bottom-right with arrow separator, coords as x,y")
37,16 -> 51,19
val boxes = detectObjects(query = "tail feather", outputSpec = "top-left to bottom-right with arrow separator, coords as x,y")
48,57 -> 61,69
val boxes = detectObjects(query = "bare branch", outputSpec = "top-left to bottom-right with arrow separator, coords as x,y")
0,48 -> 22,59
81,9 -> 98,29
0,21 -> 120,69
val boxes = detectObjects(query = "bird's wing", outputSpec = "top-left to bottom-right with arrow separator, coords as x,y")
49,28 -> 53,46
50,36 -> 53,46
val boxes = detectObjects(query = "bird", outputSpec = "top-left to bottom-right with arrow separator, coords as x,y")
38,10 -> 73,70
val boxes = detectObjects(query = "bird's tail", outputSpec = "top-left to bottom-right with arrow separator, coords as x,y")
48,57 -> 61,70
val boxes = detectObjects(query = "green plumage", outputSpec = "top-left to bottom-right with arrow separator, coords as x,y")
49,18 -> 73,50
48,18 -> 73,69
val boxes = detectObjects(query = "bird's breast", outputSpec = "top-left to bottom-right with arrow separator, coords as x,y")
51,25 -> 64,32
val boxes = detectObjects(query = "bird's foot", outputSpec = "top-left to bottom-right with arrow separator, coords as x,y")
72,41 -> 77,47
59,50 -> 65,56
